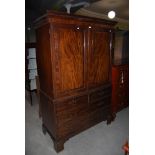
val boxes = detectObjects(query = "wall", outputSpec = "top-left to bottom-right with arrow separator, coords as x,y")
25,28 -> 36,43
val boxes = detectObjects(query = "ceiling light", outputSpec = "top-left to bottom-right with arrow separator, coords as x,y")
108,11 -> 116,19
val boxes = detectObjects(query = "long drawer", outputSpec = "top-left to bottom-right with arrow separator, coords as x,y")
89,87 -> 111,110
55,95 -> 88,117
89,106 -> 110,126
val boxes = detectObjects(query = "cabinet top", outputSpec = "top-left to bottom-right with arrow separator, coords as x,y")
34,10 -> 117,28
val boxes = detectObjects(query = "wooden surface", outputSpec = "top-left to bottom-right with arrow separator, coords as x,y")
35,11 -> 116,152
52,25 -> 85,95
88,29 -> 110,87
112,64 -> 129,114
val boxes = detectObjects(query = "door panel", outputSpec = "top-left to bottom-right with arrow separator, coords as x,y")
52,25 -> 86,95
88,30 -> 111,87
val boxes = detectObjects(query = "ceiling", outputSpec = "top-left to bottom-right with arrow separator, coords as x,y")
83,0 -> 129,20
26,0 -> 129,28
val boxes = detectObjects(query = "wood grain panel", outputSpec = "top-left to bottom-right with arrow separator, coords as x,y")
88,30 -> 110,87
53,26 -> 85,94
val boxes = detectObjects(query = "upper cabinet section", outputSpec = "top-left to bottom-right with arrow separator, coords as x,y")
35,11 -> 117,98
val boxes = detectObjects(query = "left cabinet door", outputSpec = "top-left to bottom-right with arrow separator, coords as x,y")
51,24 -> 87,97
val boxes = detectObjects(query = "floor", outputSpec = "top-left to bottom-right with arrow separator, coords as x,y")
25,91 -> 129,155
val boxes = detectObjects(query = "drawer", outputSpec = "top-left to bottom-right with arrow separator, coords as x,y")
90,88 -> 111,102
90,96 -> 111,111
57,110 -> 77,123
55,95 -> 88,114
89,106 -> 110,125
57,112 -> 90,137
55,95 -> 89,124
57,115 -> 90,138
75,95 -> 89,113
57,120 -> 77,137
55,99 -> 76,114
57,108 -> 89,126
90,106 -> 110,118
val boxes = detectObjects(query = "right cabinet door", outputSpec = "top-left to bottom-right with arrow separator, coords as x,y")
88,27 -> 111,88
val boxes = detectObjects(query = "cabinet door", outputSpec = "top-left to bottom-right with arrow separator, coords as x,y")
88,28 -> 111,87
52,25 -> 87,96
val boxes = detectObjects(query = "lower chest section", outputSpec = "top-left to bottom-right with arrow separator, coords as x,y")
54,87 -> 111,137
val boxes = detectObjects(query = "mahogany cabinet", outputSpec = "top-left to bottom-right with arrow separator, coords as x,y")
35,11 -> 116,152
112,63 -> 129,114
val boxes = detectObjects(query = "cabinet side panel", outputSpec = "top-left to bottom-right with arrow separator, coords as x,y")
40,92 -> 56,138
36,24 -> 53,96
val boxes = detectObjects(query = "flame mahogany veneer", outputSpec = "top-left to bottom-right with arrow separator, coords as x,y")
35,11 -> 117,152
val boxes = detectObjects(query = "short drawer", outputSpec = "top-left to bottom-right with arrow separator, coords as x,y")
56,109 -> 77,124
75,95 -> 89,113
89,106 -> 110,125
55,99 -> 75,114
90,88 -> 111,102
55,95 -> 89,124
90,96 -> 111,111
55,95 -> 88,113
57,120 -> 77,137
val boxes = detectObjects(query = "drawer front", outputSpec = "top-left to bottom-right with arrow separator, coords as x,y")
90,96 -> 111,111
89,106 -> 110,126
89,88 -> 111,126
57,120 -> 77,137
90,87 -> 111,102
55,99 -> 76,115
55,95 -> 89,136
75,95 -> 89,114
55,95 -> 88,117
89,87 -> 111,111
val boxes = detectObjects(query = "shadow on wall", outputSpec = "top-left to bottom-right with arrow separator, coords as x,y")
26,27 -> 36,43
